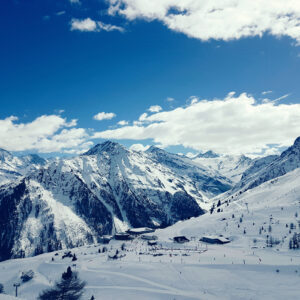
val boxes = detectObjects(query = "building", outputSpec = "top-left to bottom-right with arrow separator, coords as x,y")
148,240 -> 158,246
127,227 -> 155,235
173,236 -> 190,243
141,234 -> 158,241
200,235 -> 230,244
114,232 -> 134,240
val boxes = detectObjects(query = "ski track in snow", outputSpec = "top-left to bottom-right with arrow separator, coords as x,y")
82,265 -> 208,300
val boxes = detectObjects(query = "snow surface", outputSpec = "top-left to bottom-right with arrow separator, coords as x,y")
0,295 -> 23,300
1,167 -> 300,299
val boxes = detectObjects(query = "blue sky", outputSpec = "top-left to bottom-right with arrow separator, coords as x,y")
1,0 -> 300,156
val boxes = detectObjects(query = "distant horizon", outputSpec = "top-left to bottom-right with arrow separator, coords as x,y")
2,136 -> 295,160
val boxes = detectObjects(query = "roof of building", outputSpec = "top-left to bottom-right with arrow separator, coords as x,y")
127,227 -> 155,233
200,235 -> 230,243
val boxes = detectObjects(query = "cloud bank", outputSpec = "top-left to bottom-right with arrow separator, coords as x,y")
93,92 -> 300,155
108,0 -> 300,43
2,93 -> 300,156
0,115 -> 90,153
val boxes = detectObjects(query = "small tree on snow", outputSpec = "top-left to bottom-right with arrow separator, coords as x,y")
38,267 -> 86,300
0,283 -> 4,293
268,225 -> 272,233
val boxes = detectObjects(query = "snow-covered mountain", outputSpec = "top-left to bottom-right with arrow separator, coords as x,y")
194,150 -> 219,158
1,162 -> 300,300
234,137 -> 300,192
0,149 -> 46,185
0,141 -> 233,261
192,152 -> 253,183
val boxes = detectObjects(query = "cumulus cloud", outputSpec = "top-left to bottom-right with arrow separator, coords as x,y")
71,18 -> 97,32
0,115 -> 90,153
148,105 -> 162,113
108,0 -> 300,43
70,18 -> 124,32
118,120 -> 129,126
93,92 -> 300,155
93,112 -> 116,121
129,143 -> 150,152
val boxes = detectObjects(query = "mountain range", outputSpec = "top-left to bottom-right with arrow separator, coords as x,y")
0,137 -> 299,261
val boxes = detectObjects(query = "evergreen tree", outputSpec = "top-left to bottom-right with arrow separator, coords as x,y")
268,225 -> 272,233
0,283 -> 4,294
38,267 -> 86,300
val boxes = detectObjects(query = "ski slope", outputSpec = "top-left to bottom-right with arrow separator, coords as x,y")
1,167 -> 300,299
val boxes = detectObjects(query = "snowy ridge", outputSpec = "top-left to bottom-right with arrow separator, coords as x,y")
0,149 -> 46,185
233,136 -> 300,193
192,153 -> 253,183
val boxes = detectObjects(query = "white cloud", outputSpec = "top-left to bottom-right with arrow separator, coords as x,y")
166,97 -> 174,102
186,152 -> 197,158
108,0 -> 300,43
71,18 -> 97,32
93,92 -> 300,155
262,90 -> 272,95
93,112 -> 116,121
70,0 -> 81,4
98,21 -> 124,32
188,96 -> 199,105
138,113 -> 148,121
56,11 -> 66,16
118,120 -> 129,126
129,143 -> 150,152
148,105 -> 162,113
70,18 -> 124,32
262,93 -> 290,104
0,115 -> 90,153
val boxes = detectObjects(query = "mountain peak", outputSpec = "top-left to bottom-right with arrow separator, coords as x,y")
83,141 -> 125,156
196,150 -> 219,158
293,136 -> 300,147
146,145 -> 165,154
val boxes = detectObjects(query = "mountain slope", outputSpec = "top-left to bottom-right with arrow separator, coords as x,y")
157,165 -> 300,252
1,168 -> 300,300
0,141 -> 233,260
234,137 -> 300,192
0,149 -> 46,185
192,153 -> 253,183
